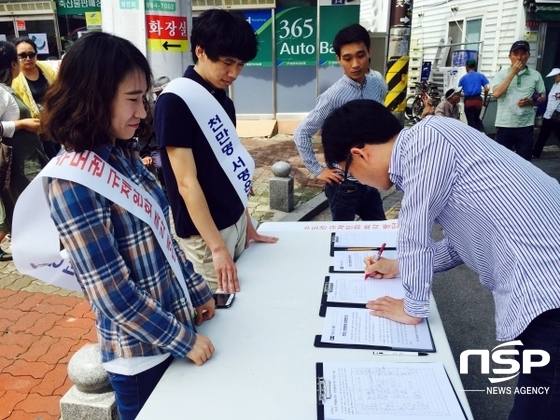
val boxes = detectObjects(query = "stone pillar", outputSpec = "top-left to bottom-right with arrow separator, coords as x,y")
269,161 -> 294,213
60,343 -> 118,420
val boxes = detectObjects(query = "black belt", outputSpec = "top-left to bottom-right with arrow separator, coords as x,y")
464,95 -> 482,100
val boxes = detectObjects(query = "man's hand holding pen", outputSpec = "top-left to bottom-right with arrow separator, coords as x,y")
363,256 -> 400,280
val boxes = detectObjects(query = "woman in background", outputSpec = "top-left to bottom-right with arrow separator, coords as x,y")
12,36 -> 59,158
0,41 -> 46,258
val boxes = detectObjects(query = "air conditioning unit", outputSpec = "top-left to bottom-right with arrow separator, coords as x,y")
0,1 -> 56,15
192,0 -> 276,11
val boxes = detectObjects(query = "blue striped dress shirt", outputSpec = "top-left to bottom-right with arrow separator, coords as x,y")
390,116 -> 560,341
294,74 -> 385,176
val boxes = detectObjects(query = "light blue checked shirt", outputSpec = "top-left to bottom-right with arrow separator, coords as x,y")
48,141 -> 212,363
294,74 -> 385,177
391,116 -> 560,341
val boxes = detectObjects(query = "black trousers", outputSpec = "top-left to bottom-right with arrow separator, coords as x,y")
533,117 -> 560,158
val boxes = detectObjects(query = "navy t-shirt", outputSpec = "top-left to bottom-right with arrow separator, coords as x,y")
154,66 -> 245,238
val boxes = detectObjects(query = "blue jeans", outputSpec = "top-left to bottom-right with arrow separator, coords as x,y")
495,126 -> 534,161
107,356 -> 173,420
324,180 -> 386,221
509,308 -> 560,420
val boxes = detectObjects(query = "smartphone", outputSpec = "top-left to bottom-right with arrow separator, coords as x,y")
213,293 -> 235,308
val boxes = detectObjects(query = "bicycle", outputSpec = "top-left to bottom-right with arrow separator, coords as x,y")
404,81 -> 441,121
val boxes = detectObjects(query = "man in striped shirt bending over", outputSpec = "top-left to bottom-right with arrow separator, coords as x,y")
322,99 -> 560,420
294,23 -> 386,222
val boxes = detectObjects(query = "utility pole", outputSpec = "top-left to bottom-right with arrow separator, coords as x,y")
101,0 -> 192,81
385,0 -> 413,122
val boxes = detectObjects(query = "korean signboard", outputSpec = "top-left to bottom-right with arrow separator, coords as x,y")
57,0 -> 101,16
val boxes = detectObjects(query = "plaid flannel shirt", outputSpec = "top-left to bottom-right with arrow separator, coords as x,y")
47,140 -> 212,362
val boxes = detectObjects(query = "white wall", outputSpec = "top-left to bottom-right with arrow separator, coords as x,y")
409,0 -> 536,79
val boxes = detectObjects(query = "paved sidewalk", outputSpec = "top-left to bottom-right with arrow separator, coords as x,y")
0,133 -> 324,420
243,133 -> 326,222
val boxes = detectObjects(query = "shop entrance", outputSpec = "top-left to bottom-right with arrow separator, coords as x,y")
0,9 -> 61,59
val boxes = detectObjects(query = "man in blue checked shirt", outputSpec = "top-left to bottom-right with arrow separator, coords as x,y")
322,99 -> 560,420
293,23 -> 386,222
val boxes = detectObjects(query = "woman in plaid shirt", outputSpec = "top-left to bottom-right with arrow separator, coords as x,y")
40,32 -> 216,419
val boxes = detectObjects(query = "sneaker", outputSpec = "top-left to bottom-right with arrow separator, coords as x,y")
0,251 -> 12,261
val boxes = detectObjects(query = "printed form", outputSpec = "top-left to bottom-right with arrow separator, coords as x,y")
332,250 -> 398,272
332,231 -> 398,248
321,307 -> 434,351
319,361 -> 466,420
325,274 -> 405,304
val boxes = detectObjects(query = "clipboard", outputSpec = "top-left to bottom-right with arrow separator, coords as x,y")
319,276 -> 365,314
328,265 -> 363,274
329,231 -> 396,256
329,249 -> 398,273
315,361 -> 468,420
315,363 -> 326,420
319,275 -> 406,316
314,307 -> 436,352
313,333 -> 436,352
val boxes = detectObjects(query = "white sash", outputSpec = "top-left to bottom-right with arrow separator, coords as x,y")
11,151 -> 190,299
161,78 -> 254,206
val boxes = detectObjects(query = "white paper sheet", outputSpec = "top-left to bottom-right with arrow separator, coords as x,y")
332,231 -> 398,248
332,250 -> 398,272
321,307 -> 434,351
326,275 -> 405,304
319,361 -> 466,419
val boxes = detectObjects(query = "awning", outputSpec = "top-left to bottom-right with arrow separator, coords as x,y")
536,4 -> 560,20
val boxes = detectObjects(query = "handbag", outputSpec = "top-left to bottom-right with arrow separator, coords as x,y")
550,110 -> 560,123
0,124 -> 12,191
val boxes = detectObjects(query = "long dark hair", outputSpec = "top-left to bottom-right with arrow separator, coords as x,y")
41,32 -> 152,152
0,41 -> 17,85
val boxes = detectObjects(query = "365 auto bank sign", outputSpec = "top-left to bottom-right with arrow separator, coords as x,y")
460,340 -> 550,395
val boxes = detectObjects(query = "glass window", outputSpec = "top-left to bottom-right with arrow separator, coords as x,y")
465,19 -> 482,51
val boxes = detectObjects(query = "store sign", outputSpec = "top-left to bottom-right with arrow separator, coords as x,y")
57,0 -> 101,16
120,0 -> 139,9
85,12 -> 102,30
146,0 -> 176,12
244,10 -> 273,67
275,6 -> 317,66
146,15 -> 188,52
319,5 -> 359,66
29,33 -> 49,54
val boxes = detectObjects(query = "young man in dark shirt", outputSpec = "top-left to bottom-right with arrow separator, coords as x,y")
154,10 -> 277,294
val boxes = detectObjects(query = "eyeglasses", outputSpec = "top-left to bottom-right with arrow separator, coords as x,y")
343,152 -> 353,181
18,52 -> 37,60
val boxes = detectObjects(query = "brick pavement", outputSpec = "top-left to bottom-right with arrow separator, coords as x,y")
0,134 -> 324,419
